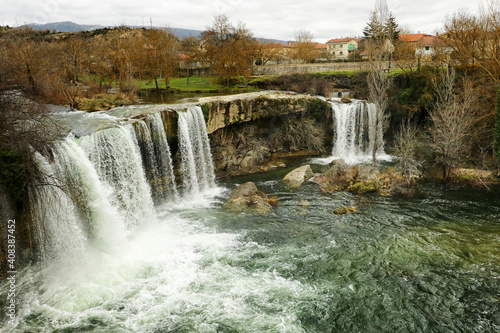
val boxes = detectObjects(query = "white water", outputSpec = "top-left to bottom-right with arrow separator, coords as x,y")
13,118 -> 310,331
80,125 -> 156,229
29,150 -> 88,264
25,105 -> 218,267
134,114 -> 178,201
147,113 -> 178,200
177,105 -> 216,196
313,100 -> 392,165
11,193 -> 312,332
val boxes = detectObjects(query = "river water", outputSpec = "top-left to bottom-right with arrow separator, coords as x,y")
2,166 -> 499,332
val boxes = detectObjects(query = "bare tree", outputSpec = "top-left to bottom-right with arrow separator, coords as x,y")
428,69 -> 475,180
180,36 -> 200,84
443,1 -> 500,83
294,29 -> 318,64
254,41 -> 283,66
201,15 -> 255,88
393,119 -> 422,185
367,67 -> 392,165
364,0 -> 394,165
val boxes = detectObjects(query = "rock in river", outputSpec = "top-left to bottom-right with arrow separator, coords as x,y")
227,182 -> 272,213
283,165 -> 314,188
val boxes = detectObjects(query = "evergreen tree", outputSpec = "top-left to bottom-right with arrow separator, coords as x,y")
384,13 -> 400,41
363,12 -> 382,40
363,11 -> 399,43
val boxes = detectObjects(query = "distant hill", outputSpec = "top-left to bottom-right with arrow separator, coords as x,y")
23,21 -> 288,43
168,27 -> 202,39
24,21 -> 104,32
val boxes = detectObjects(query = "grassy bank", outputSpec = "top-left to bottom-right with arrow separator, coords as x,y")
139,76 -> 261,93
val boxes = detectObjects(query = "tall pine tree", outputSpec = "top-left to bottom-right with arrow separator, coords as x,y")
363,11 -> 399,44
384,13 -> 400,41
363,12 -> 383,40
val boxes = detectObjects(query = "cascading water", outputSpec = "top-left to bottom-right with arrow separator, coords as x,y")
29,150 -> 88,264
134,113 -> 178,201
313,99 -> 390,165
5,102 -> 500,333
331,101 -> 378,162
80,125 -> 156,229
177,105 -> 216,196
147,113 -> 178,200
54,137 -> 128,251
29,136 -> 130,263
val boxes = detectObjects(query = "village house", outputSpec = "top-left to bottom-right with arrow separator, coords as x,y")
399,33 -> 451,58
326,38 -> 358,60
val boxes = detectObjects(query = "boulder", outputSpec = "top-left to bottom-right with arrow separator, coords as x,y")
283,165 -> 314,188
333,206 -> 356,215
347,181 -> 378,194
227,182 -> 272,213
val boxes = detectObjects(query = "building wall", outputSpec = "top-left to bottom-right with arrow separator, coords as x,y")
326,40 -> 358,60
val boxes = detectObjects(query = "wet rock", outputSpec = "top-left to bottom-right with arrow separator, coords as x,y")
333,206 -> 356,215
347,181 -> 378,194
283,165 -> 314,188
313,174 -> 344,193
227,182 -> 272,213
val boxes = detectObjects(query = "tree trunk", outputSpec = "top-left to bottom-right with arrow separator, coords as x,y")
155,78 -> 159,92
26,63 -> 35,91
494,82 -> 500,172
372,112 -> 380,166
186,63 -> 190,84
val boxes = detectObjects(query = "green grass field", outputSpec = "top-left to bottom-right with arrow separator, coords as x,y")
139,76 -> 261,92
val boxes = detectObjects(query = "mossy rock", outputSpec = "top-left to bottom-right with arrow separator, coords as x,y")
333,206 -> 356,215
347,181 -> 378,194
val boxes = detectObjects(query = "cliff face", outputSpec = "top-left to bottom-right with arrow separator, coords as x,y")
200,92 -> 330,134
200,92 -> 333,175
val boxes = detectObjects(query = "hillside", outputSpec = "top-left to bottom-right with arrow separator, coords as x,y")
22,21 -> 287,43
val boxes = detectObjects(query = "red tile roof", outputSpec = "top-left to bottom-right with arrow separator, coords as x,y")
399,34 -> 432,42
326,38 -> 357,44
400,34 -> 446,47
420,35 -> 445,46
315,43 -> 327,49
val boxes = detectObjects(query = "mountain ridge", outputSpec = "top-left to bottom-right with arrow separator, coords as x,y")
22,21 -> 288,43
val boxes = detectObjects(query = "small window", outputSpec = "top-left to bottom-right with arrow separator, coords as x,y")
425,46 -> 430,51
340,44 -> 343,48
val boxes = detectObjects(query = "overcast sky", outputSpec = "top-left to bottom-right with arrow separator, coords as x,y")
1,0 -> 483,42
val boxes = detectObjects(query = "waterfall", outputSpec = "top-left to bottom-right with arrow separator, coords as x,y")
29,150 -> 87,263
147,113 -> 178,200
329,100 -> 387,164
29,136 -> 130,262
27,105 -> 217,263
177,105 -> 216,196
134,113 -> 178,201
55,138 -> 128,250
80,125 -> 156,229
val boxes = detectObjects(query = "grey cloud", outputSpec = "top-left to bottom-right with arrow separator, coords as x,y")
0,0 -> 481,41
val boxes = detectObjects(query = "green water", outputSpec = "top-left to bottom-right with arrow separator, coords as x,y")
2,169 -> 500,332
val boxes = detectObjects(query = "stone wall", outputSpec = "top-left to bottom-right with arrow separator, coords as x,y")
252,61 -> 390,76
